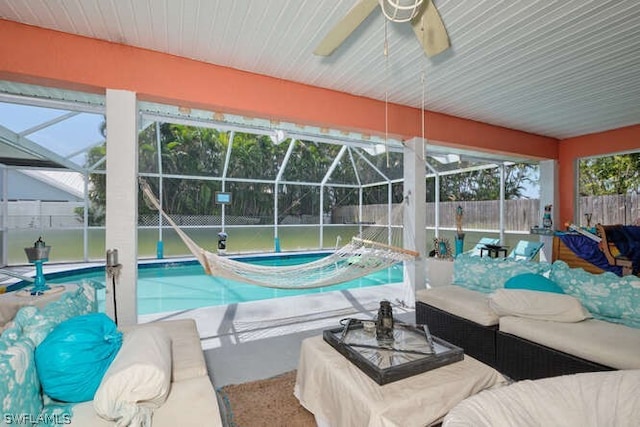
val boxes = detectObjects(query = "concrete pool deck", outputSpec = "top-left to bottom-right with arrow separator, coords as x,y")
139,283 -> 415,387
140,281 -> 413,350
139,281 -> 416,387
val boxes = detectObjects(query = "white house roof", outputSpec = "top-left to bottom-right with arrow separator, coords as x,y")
17,169 -> 85,200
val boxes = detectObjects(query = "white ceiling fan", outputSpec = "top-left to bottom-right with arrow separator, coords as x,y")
314,0 -> 450,58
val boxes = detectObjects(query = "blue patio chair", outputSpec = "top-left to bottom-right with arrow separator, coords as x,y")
507,240 -> 544,261
466,237 -> 500,256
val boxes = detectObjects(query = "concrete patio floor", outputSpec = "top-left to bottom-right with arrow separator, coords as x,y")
139,282 -> 415,387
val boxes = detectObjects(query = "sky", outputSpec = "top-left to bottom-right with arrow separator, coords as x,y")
0,102 -> 104,167
0,100 -> 542,199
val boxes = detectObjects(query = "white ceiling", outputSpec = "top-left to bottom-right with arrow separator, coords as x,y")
2,0 -> 640,140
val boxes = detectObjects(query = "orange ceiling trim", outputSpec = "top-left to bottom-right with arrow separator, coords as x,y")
560,124 -> 640,156
423,111 -> 558,159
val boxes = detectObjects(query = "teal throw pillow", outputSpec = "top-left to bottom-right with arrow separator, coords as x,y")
505,273 -> 564,294
35,313 -> 122,403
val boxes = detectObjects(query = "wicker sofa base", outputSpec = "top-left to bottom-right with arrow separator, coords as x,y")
496,331 -> 614,381
415,301 -> 616,380
415,301 -> 498,369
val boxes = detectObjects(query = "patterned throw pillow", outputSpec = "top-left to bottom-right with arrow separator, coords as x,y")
452,254 -> 551,293
13,283 -> 97,346
0,336 -> 42,421
550,261 -> 640,328
0,282 -> 98,422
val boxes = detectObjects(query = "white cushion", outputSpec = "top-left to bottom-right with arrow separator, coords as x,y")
71,377 -> 223,427
120,319 -> 207,382
489,289 -> 592,322
93,326 -> 172,426
499,316 -> 640,370
444,370 -> 640,427
151,376 -> 223,427
416,286 -> 499,326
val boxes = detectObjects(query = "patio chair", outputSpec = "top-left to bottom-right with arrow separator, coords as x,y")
507,240 -> 544,261
596,223 -> 640,276
466,237 -> 500,256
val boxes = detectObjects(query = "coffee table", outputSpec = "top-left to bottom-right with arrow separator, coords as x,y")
322,321 -> 463,385
294,335 -> 507,427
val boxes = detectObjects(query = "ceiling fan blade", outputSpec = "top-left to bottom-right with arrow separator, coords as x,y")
411,0 -> 450,57
314,0 -> 379,56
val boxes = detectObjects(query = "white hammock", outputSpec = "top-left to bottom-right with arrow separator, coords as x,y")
140,180 -> 417,289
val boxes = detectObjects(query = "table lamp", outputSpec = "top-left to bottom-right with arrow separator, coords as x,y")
24,236 -> 51,295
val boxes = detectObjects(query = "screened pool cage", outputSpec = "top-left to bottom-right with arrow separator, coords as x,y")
0,83 -> 541,266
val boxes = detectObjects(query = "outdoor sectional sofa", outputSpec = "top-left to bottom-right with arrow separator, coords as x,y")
443,369 -> 640,426
416,254 -> 640,380
0,283 -> 223,426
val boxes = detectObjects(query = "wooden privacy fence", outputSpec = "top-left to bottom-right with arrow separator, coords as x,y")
332,200 -> 542,231
579,193 -> 640,226
332,194 -> 640,231
8,195 -> 636,232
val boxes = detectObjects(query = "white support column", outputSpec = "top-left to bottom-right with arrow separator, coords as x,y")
538,160 -> 558,262
83,170 -> 89,262
319,184 -> 325,248
0,165 -> 7,267
499,164 -> 505,244
402,139 -> 426,308
105,89 -> 138,326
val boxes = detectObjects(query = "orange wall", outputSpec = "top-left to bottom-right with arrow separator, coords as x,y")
0,19 -> 556,161
558,124 -> 640,225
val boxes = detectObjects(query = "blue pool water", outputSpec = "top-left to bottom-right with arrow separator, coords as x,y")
44,252 -> 404,315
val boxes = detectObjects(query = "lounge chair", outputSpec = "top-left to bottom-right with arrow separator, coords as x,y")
507,240 -> 544,261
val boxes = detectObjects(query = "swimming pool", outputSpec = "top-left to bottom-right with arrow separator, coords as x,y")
43,252 -> 404,315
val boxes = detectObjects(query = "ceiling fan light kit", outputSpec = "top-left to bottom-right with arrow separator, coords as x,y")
379,0 -> 424,23
314,0 -> 449,58
270,129 -> 287,145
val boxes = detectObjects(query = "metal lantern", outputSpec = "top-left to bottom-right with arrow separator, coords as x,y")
376,300 -> 395,344
217,231 -> 228,253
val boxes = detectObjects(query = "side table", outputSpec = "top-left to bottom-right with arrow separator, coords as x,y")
480,246 -> 508,258
0,284 -> 77,327
294,335 -> 507,427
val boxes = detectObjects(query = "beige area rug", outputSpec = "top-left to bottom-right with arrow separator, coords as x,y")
217,370 -> 316,427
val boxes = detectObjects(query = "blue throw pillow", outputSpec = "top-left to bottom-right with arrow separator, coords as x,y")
504,273 -> 564,294
35,313 -> 122,403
